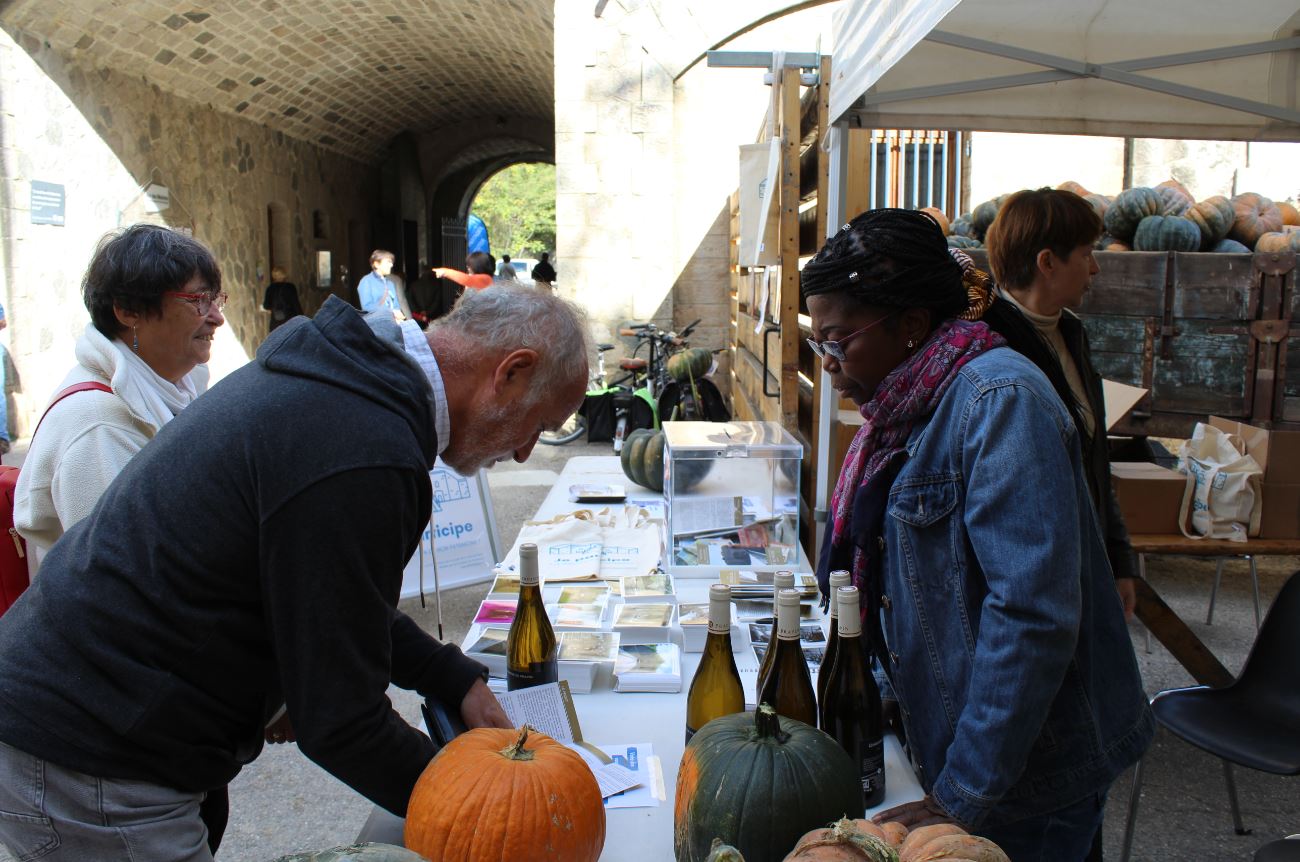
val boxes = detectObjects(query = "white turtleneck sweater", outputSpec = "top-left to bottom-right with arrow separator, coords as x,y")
1000,290 -> 1096,440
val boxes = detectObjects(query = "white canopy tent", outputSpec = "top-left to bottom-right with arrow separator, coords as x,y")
813,0 -> 1300,550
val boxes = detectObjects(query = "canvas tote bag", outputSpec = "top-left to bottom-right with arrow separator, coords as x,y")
1178,422 -> 1263,542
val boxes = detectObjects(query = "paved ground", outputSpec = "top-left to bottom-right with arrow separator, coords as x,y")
3,437 -> 1297,860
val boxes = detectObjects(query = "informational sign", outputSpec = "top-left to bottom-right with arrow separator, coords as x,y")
401,461 -> 501,599
145,183 -> 170,212
30,181 -> 65,226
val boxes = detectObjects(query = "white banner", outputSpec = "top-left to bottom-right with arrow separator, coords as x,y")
737,138 -> 782,267
401,461 -> 501,599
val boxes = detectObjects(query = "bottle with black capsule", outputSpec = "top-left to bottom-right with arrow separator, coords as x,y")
506,543 -> 558,690
821,585 -> 884,808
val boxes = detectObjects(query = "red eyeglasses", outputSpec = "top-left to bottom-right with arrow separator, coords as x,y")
164,291 -> 228,315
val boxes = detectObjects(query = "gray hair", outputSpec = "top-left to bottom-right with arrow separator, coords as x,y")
432,286 -> 590,399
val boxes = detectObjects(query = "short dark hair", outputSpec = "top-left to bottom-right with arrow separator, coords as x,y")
466,252 -> 495,276
82,224 -> 221,339
540,252 -> 550,262
985,189 -> 1102,290
502,255 -> 512,263
369,249 -> 395,267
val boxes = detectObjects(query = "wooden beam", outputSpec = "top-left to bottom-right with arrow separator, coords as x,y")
779,66 -> 801,432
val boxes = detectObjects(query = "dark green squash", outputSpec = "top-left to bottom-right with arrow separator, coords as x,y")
1156,185 -> 1193,217
945,235 -> 981,249
1103,187 -> 1161,240
674,706 -> 863,862
970,197 -> 1003,241
1209,238 -> 1252,253
620,428 -> 654,489
1187,196 -> 1235,248
270,844 -> 427,862
949,215 -> 974,237
668,348 -> 714,382
1132,215 -> 1201,252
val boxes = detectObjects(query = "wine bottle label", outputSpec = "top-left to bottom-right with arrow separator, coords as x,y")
860,738 -> 886,799
506,661 -> 559,690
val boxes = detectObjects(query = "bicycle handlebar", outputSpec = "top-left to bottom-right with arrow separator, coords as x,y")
618,328 -> 640,336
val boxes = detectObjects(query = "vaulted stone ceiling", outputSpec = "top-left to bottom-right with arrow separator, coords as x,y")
0,0 -> 554,163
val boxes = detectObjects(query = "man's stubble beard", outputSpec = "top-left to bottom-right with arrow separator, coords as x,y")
442,398 -> 526,476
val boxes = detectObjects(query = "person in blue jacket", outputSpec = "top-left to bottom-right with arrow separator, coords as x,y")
357,249 -> 403,320
806,208 -> 1152,861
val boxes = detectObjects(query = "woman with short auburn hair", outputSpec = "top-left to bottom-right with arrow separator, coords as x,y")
983,188 -> 1140,626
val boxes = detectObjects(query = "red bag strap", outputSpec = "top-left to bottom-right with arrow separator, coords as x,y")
31,382 -> 114,442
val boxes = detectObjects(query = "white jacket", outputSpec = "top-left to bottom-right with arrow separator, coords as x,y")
14,324 -> 208,557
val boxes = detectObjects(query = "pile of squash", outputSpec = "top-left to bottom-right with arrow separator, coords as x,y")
936,180 -> 1299,254
703,819 -> 1010,862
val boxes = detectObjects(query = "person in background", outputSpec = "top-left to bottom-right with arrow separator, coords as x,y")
0,302 -> 10,455
803,208 -> 1152,860
408,259 -> 439,326
0,287 -> 589,862
12,223 -> 228,852
531,252 -> 556,293
261,265 -> 303,333
497,253 -> 517,281
982,188 -> 1138,625
434,251 -> 495,292
357,249 -> 404,320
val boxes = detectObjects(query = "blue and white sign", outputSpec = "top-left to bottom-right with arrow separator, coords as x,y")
401,461 -> 501,598
30,181 -> 65,226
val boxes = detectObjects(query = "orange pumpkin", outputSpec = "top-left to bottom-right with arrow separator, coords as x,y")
1279,202 -> 1300,226
404,726 -> 605,862
1056,181 -> 1091,197
1255,231 -> 1300,254
1229,193 -> 1284,247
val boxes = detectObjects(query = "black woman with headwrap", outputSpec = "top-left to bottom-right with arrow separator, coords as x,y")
806,209 -> 1152,860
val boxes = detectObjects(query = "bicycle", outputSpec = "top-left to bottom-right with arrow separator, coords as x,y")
539,319 -> 728,449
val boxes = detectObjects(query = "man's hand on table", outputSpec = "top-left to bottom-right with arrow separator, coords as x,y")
873,794 -> 962,830
1117,577 -> 1137,620
460,678 -> 511,729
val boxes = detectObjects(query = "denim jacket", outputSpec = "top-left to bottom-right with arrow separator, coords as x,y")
823,347 -> 1153,828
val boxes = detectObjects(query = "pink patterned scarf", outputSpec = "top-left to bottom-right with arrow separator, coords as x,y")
829,319 -> 1005,586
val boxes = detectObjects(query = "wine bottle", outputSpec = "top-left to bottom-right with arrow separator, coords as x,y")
816,569 -> 852,725
506,543 -> 558,690
756,588 -> 817,726
821,585 -> 884,808
684,584 -> 745,743
755,570 -> 796,694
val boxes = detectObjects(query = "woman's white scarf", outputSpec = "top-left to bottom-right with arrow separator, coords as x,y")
75,325 -> 201,432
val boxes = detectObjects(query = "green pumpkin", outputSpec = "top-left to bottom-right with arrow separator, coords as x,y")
945,235 -> 982,249
621,428 -> 654,489
1103,187 -> 1161,240
674,706 -> 863,862
644,431 -> 666,492
1156,185 -> 1193,216
1187,195 -> 1234,248
949,215 -> 974,237
1132,215 -> 1201,252
270,844 -> 427,862
1209,238 -> 1252,253
668,348 -> 714,383
706,839 -> 747,862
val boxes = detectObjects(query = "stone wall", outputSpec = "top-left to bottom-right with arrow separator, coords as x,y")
0,27 -> 378,435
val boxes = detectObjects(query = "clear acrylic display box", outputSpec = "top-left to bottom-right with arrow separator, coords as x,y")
662,421 -> 805,578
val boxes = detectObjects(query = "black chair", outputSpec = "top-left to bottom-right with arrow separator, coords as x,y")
1120,571 -> 1300,862
1256,836 -> 1300,862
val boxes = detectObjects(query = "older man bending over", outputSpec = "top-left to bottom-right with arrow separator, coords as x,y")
0,288 -> 590,861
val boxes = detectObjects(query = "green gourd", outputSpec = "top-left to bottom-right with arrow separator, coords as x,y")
674,706 -> 863,862
668,348 -> 714,383
1209,238 -> 1251,253
1187,196 -> 1235,248
970,198 -> 1002,241
949,215 -> 974,237
1156,185 -> 1193,216
270,845 -> 428,862
1103,187 -> 1161,240
945,235 -> 982,249
621,429 -> 653,488
1132,216 -> 1201,252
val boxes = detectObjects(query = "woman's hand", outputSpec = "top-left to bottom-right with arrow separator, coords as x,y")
432,267 -> 445,279
872,794 -> 961,829
459,678 -> 511,729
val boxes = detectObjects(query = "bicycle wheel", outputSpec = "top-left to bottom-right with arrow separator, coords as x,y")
538,411 -> 587,445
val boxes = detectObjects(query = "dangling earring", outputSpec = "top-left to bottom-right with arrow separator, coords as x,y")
132,326 -> 139,352
907,339 -> 916,349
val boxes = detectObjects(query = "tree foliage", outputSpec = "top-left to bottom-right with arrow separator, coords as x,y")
470,162 -> 556,259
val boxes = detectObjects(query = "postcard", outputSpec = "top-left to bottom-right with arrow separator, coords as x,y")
558,631 -> 621,663
557,584 -> 610,606
465,626 -> 510,657
614,643 -> 678,676
622,572 -> 674,599
549,603 -> 605,629
473,600 -> 518,626
487,574 -> 521,597
613,603 -> 673,629
677,602 -> 710,627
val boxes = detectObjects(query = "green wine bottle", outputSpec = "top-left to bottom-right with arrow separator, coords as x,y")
755,570 -> 796,695
756,588 -> 817,726
821,585 -> 884,808
685,584 -> 745,743
506,543 -> 558,690
817,569 -> 852,727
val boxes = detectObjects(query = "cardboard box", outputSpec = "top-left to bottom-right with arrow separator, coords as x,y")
1259,482 -> 1300,539
1111,462 -> 1188,535
1208,416 -> 1300,484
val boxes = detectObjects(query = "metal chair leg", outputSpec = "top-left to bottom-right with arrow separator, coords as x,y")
1139,553 -> 1152,654
1207,557 -> 1225,624
1222,760 -> 1251,836
1249,556 -> 1261,630
1120,757 -> 1146,862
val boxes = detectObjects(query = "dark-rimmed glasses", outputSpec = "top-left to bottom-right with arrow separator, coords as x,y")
806,311 -> 898,362
165,290 -> 228,315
